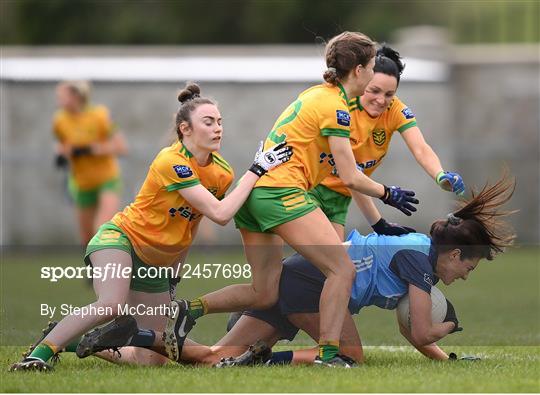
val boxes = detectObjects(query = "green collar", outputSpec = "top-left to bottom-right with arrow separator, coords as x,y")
178,141 -> 193,158
356,96 -> 364,111
337,82 -> 349,103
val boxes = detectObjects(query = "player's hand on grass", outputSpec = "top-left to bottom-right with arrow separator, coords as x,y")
444,298 -> 463,334
249,141 -> 293,177
371,218 -> 416,236
380,185 -> 419,216
448,353 -> 481,361
436,171 -> 465,196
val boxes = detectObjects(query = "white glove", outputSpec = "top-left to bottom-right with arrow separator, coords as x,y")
249,141 -> 293,176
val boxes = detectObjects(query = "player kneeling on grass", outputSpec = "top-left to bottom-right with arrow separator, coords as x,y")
67,173 -> 514,368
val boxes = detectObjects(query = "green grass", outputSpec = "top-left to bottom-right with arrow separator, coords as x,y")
1,346 -> 538,392
1,247 -> 539,392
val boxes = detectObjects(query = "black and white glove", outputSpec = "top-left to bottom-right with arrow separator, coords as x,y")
444,298 -> 463,334
449,353 -> 481,361
371,218 -> 416,236
380,185 -> 419,216
249,141 -> 293,177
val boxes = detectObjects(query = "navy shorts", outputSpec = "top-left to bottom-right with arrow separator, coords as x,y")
243,253 -> 327,341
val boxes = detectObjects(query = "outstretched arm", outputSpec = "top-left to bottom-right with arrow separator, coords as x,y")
401,127 -> 465,195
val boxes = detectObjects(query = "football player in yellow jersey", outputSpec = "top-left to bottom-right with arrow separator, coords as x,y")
10,83 -> 292,371
167,32 -> 419,368
53,81 -> 128,245
310,45 -> 466,240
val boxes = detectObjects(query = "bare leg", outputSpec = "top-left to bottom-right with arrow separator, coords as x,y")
331,223 -> 345,241
40,249 -> 132,351
273,208 -> 356,345
96,315 -> 281,367
288,312 -> 364,363
93,290 -> 171,366
202,231 -> 284,312
95,190 -> 119,230
76,206 -> 97,246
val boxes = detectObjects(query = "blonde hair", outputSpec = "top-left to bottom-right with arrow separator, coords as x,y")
58,80 -> 91,105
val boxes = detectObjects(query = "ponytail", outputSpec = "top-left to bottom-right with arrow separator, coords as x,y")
430,171 -> 517,260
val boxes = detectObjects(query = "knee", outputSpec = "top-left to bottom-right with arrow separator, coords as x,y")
251,287 -> 279,310
328,260 -> 356,285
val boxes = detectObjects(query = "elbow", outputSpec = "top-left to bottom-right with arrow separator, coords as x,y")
213,209 -> 231,226
340,175 -> 355,189
215,218 -> 229,226
410,330 -> 430,347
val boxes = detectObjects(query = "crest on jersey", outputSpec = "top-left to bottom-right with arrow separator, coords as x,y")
372,129 -> 386,146
173,165 -> 193,178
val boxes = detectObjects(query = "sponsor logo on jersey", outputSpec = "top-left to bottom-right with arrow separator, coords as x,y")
169,206 -> 200,221
372,129 -> 386,146
424,273 -> 434,286
336,110 -> 351,126
173,165 -> 193,178
357,159 -> 378,171
401,107 -> 415,119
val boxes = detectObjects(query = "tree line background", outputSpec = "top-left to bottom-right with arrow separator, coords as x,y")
1,0 -> 538,45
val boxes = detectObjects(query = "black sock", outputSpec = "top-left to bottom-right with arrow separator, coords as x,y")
128,329 -> 156,348
267,350 -> 293,365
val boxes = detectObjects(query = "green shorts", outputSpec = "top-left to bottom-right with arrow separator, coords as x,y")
69,177 -> 121,208
84,222 -> 170,293
234,187 -> 318,233
308,184 -> 351,226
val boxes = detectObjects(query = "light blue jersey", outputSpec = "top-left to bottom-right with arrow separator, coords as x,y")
345,229 -> 436,313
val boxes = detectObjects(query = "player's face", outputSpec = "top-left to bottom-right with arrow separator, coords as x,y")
56,86 -> 82,112
436,249 -> 480,285
349,57 -> 375,97
361,73 -> 398,117
357,57 -> 375,95
186,104 -> 223,152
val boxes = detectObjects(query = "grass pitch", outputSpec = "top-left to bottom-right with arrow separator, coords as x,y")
1,247 -> 539,392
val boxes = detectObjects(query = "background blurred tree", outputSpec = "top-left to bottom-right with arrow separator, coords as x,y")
1,0 -> 538,45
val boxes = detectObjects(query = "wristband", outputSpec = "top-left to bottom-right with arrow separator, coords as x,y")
248,163 -> 266,177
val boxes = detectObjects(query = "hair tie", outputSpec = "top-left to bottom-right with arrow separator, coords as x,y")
447,213 -> 462,225
326,67 -> 337,74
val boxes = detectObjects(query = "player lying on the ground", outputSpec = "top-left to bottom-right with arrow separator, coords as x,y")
64,173 -> 514,367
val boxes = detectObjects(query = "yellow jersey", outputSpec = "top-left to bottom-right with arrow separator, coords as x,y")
320,96 -> 417,196
112,141 -> 234,267
53,105 -> 120,190
256,83 -> 351,191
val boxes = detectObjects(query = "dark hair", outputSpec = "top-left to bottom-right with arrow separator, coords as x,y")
323,31 -> 376,85
374,44 -> 405,84
430,171 -> 517,261
174,82 -> 215,140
